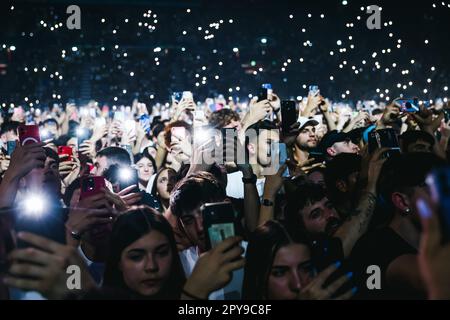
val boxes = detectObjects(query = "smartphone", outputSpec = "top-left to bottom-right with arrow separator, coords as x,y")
139,114 -> 151,134
201,202 -> 242,251
426,168 -> 450,243
368,129 -> 401,158
80,176 -> 106,200
6,141 -> 16,156
171,126 -> 186,140
395,98 -> 420,113
443,109 -> 450,123
182,91 -> 194,101
18,124 -> 41,145
258,83 -> 272,101
103,165 -> 139,193
309,85 -> 320,96
58,146 -> 73,161
309,149 -> 327,163
77,127 -> 90,147
279,142 -> 288,166
114,111 -> 125,122
172,92 -> 183,103
281,100 -> 297,133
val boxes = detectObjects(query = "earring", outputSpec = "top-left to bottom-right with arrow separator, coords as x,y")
404,208 -> 411,214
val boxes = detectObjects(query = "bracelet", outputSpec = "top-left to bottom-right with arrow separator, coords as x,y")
262,199 -> 274,207
182,289 -> 205,300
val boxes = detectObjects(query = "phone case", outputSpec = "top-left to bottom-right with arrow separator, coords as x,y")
18,124 -> 41,145
80,176 -> 106,200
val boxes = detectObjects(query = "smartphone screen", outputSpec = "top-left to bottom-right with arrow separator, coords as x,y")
7,141 -> 16,156
80,176 -> 106,200
281,100 -> 297,133
396,99 -> 420,113
309,85 -> 320,96
368,129 -> 400,155
201,202 -> 239,250
18,124 -> 41,145
427,168 -> 450,243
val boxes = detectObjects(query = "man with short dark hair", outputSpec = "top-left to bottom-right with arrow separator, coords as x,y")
400,130 -> 435,153
319,130 -> 360,159
91,146 -> 131,176
324,153 -> 362,218
349,152 -> 445,299
170,172 -> 245,300
208,109 -> 241,130
292,117 -> 319,166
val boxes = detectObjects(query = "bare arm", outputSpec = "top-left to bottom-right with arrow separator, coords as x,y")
334,148 -> 387,257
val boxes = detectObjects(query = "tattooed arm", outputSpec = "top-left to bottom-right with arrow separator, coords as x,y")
334,148 -> 388,258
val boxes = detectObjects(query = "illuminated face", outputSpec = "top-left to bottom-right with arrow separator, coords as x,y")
24,156 -> 61,195
328,140 -> 360,157
156,169 -> 176,201
407,139 -> 432,153
296,126 -> 317,150
250,129 -> 280,167
179,205 -> 206,252
299,197 -> 341,236
91,156 -> 108,176
267,244 -> 315,300
119,231 -> 174,297
136,157 -> 155,182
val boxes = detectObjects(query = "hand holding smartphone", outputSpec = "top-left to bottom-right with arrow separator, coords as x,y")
80,176 -> 106,200
18,124 -> 41,146
201,202 -> 242,251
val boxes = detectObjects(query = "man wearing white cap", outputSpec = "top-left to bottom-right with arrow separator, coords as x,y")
292,116 -> 319,167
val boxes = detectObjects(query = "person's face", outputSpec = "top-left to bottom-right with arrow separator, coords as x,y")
67,137 -> 77,150
407,139 -> 432,153
296,126 -> 317,150
179,205 -> 206,251
267,244 -> 314,300
307,171 -> 325,187
136,157 -> 154,182
5,130 -> 18,142
44,123 -> 59,138
299,197 -> 341,236
255,129 -> 280,167
24,156 -> 61,195
224,120 -> 242,131
91,156 -> 108,176
119,231 -> 173,297
156,169 -> 175,200
329,140 -> 360,156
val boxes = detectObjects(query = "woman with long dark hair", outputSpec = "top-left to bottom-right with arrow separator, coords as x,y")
103,206 -> 185,299
150,167 -> 176,213
242,220 -> 355,300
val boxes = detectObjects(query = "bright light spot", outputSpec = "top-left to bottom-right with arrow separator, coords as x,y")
154,47 -> 161,52
72,46 -> 78,52
261,38 -> 267,44
23,194 -> 46,218
337,40 -> 342,46
233,47 -> 239,53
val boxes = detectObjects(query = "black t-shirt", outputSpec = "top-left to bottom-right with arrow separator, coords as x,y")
348,227 -> 421,299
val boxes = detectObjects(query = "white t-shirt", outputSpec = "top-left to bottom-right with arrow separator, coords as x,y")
226,172 -> 265,199
179,242 -> 248,300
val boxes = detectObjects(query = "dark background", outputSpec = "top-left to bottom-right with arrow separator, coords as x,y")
0,0 -> 449,107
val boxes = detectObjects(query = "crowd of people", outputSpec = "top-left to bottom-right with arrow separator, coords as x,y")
0,89 -> 450,300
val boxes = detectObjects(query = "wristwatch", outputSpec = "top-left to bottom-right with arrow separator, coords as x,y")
242,174 -> 257,184
262,199 -> 274,207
